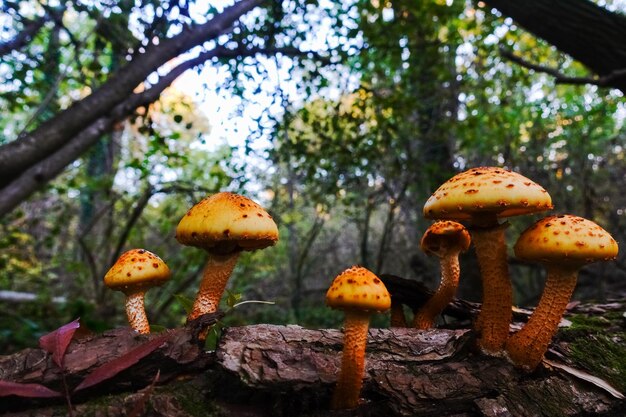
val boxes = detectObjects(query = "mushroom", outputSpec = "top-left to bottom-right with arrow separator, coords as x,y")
506,214 -> 618,370
326,266 -> 391,410
104,249 -> 171,334
176,192 -> 279,321
423,167 -> 553,353
412,221 -> 471,329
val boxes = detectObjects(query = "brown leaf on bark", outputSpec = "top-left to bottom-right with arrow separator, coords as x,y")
74,333 -> 169,392
0,380 -> 61,398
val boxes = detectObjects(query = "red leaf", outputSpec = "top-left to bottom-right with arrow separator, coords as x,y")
39,318 -> 81,368
74,334 -> 169,392
0,380 -> 61,398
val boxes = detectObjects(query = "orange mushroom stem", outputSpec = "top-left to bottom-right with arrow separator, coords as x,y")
187,253 -> 240,321
333,310 -> 371,409
413,221 -> 470,329
505,215 -> 618,370
326,266 -> 391,410
505,265 -> 577,369
124,290 -> 150,334
469,220 -> 512,352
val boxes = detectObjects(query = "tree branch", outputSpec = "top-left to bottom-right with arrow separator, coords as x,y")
0,0 -> 263,185
499,47 -> 626,87
0,42 -> 325,217
482,0 -> 626,93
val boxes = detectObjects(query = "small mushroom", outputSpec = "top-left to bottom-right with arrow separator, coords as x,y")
326,266 -> 391,410
423,167 -> 553,353
506,215 -> 618,370
412,221 -> 470,329
176,192 -> 279,322
104,249 -> 171,334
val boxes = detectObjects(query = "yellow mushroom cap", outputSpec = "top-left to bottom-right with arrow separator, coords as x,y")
104,249 -> 171,292
175,192 -> 279,253
326,266 -> 391,313
423,167 -> 553,221
514,215 -> 619,266
421,220 -> 471,257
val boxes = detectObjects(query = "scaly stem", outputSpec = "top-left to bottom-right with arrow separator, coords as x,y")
471,223 -> 512,353
332,310 -> 371,410
188,252 -> 240,321
125,290 -> 149,334
506,266 -> 578,370
413,252 -> 460,329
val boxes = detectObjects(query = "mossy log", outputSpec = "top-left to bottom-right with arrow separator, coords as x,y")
1,301 -> 625,416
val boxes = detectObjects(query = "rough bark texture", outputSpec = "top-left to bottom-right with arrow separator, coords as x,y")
1,298 -> 625,417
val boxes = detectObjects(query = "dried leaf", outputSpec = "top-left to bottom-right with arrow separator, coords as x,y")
543,359 -> 625,399
74,334 -> 168,392
39,318 -> 81,368
0,380 -> 61,398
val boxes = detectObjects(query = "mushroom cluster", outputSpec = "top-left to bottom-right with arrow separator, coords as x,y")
97,168 -> 617,413
423,167 -> 553,353
420,166 -> 618,369
102,192 -> 279,336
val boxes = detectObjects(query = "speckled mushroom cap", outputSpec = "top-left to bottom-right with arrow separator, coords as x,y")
514,215 -> 618,266
421,221 -> 471,257
176,192 -> 279,253
423,167 -> 553,221
104,249 -> 171,292
326,266 -> 391,313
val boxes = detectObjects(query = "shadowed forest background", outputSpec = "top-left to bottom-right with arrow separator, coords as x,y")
1,0 -> 625,354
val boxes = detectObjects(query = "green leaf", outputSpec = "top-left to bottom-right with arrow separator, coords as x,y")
225,290 -> 242,308
173,294 -> 195,314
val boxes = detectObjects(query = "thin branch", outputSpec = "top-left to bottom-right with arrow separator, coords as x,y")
108,185 -> 154,268
77,235 -> 101,295
0,0 -> 264,183
499,46 -> 626,87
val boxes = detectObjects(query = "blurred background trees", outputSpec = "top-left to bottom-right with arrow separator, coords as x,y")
1,0 -> 624,352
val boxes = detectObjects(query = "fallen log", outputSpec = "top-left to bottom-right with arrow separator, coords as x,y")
0,301 -> 624,416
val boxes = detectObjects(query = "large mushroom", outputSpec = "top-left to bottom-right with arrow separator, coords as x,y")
506,214 -> 618,370
104,249 -> 171,334
412,220 -> 471,329
176,192 -> 279,321
326,266 -> 391,410
423,167 -> 553,353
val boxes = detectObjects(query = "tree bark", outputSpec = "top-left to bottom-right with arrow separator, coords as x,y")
1,300 -> 624,417
482,0 -> 626,93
